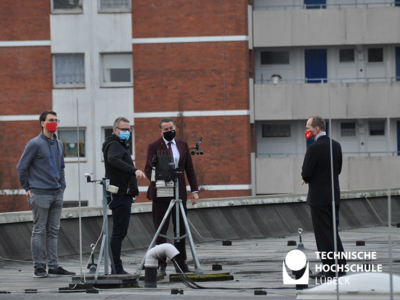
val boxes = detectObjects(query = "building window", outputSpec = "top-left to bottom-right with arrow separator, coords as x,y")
341,122 -> 356,137
261,51 -> 290,65
101,54 -> 133,87
52,0 -> 83,13
369,121 -> 385,136
53,54 -> 85,88
104,128 -> 133,155
262,124 -> 291,138
99,0 -> 131,12
368,48 -> 384,63
339,49 -> 354,63
59,130 -> 86,158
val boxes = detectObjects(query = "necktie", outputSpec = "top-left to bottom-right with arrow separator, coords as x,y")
167,142 -> 173,157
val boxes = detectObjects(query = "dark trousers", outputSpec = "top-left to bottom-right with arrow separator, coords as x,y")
310,205 -> 347,273
152,200 -> 187,267
109,195 -> 133,272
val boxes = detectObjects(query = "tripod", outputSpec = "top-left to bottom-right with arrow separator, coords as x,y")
85,176 -> 116,281
135,139 -> 204,276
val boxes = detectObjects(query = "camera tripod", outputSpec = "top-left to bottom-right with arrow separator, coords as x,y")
85,175 -> 116,282
135,138 -> 204,276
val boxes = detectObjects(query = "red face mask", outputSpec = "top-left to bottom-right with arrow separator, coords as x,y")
46,122 -> 58,133
304,130 -> 314,139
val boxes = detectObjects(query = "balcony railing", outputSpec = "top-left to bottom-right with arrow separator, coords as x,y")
257,151 -> 400,158
255,1 -> 400,11
255,76 -> 400,84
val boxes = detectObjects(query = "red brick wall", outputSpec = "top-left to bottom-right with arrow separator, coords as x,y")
0,121 -> 40,212
133,42 -> 249,112
133,0 -> 250,201
132,0 -> 247,38
0,47 -> 53,115
0,0 -> 50,41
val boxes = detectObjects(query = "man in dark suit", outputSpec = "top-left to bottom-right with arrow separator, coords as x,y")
301,116 -> 346,278
145,118 -> 199,275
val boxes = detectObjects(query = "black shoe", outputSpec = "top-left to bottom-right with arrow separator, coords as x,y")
158,266 -> 166,276
175,264 -> 193,273
48,266 -> 76,277
33,268 -> 48,278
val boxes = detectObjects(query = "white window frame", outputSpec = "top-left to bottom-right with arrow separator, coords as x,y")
57,128 -> 88,162
102,127 -> 135,159
100,53 -> 133,88
340,121 -> 357,138
260,122 -> 292,140
51,0 -> 84,14
338,48 -> 356,65
98,0 -> 131,13
368,120 -> 386,137
53,54 -> 86,89
259,49 -> 292,68
367,47 -> 385,64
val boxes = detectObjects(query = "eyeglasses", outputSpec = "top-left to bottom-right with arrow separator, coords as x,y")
117,127 -> 132,132
48,118 -> 60,123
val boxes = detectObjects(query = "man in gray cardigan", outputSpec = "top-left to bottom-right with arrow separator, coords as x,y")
17,110 -> 75,278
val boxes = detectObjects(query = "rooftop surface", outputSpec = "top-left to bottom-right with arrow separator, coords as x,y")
0,226 -> 399,300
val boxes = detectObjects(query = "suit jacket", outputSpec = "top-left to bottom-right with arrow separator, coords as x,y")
145,137 -> 198,202
301,135 -> 342,207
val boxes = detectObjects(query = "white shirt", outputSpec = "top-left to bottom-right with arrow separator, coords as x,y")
314,132 -> 326,141
163,137 -> 180,164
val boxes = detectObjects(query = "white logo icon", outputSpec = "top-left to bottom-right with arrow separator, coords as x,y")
283,249 -> 309,284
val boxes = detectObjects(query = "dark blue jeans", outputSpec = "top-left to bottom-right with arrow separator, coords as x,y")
109,195 -> 133,273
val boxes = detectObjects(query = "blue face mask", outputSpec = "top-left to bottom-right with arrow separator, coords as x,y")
119,131 -> 130,140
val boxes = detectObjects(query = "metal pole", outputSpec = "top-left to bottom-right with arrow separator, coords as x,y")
328,84 -> 340,300
76,98 -> 83,280
386,80 -> 394,300
175,159 -> 180,242
103,180 -> 109,275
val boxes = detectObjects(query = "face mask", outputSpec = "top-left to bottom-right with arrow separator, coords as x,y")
46,122 -> 58,133
304,129 -> 314,140
163,130 -> 176,142
119,131 -> 130,140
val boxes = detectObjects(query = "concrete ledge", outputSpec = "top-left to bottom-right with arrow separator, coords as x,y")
0,189 -> 399,261
0,188 -> 398,225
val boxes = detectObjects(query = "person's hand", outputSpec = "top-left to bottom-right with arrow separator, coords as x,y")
302,179 -> 308,185
191,192 -> 199,205
135,170 -> 146,179
26,190 -> 32,197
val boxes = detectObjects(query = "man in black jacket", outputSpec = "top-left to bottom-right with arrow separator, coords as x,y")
301,116 -> 346,278
102,117 -> 145,274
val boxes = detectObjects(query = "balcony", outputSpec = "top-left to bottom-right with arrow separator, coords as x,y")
255,155 -> 400,194
253,5 -> 400,47
254,78 -> 400,120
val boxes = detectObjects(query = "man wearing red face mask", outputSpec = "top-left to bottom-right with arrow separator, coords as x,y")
17,111 -> 75,278
301,116 -> 347,279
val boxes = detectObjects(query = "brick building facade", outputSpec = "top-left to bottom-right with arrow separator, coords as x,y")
0,0 -> 253,212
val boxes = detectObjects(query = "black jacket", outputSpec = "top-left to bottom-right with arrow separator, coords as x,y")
301,135 -> 342,207
102,134 -> 138,196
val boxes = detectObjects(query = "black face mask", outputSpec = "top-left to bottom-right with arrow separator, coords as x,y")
163,130 -> 176,142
